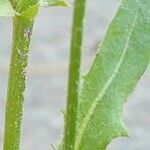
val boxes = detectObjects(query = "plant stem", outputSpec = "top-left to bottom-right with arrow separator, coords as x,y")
63,0 -> 86,149
3,16 -> 34,150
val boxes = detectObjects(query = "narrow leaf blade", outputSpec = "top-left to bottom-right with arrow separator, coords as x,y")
40,0 -> 68,7
75,0 -> 150,149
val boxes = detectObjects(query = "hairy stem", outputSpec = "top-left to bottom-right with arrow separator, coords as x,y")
63,0 -> 86,149
3,16 -> 34,150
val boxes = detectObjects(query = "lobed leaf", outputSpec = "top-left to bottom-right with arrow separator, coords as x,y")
75,0 -> 150,149
0,0 -> 15,16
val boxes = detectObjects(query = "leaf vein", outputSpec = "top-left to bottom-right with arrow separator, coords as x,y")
74,13 -> 138,150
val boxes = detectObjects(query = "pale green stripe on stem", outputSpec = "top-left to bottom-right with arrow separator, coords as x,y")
63,0 -> 86,149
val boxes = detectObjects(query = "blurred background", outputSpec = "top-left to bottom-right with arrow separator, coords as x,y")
0,0 -> 150,149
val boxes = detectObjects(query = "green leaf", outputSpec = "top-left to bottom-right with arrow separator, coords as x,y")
20,4 -> 39,19
39,0 -> 69,7
13,0 -> 39,13
0,0 -> 68,17
0,0 -> 15,16
75,0 -> 150,150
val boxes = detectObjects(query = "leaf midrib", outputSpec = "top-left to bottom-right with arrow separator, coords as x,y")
74,13 -> 138,150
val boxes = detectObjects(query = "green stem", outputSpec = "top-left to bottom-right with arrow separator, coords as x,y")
3,16 -> 34,150
63,0 -> 86,149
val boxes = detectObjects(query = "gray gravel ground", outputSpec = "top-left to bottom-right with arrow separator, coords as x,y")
0,0 -> 150,150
